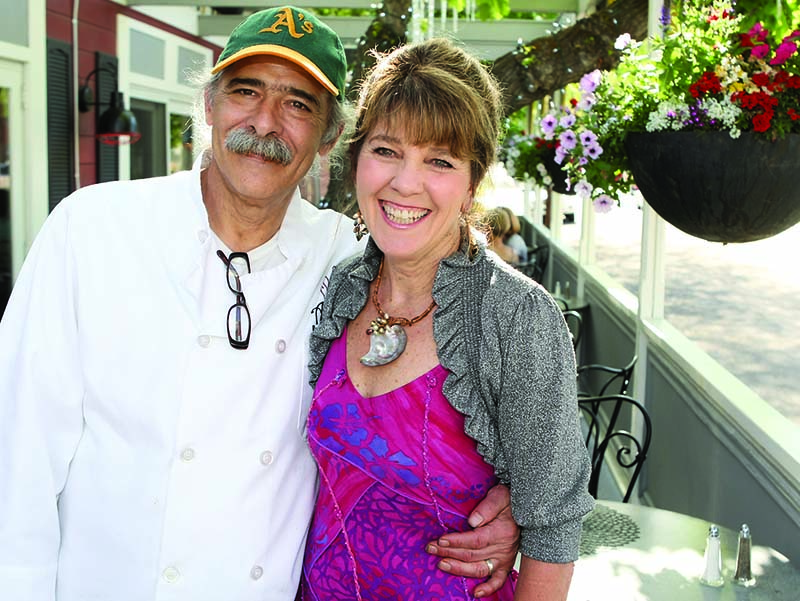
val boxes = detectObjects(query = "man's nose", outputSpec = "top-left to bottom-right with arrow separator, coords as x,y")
248,98 -> 283,138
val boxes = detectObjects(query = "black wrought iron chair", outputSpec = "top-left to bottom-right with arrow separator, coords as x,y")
516,243 -> 549,283
551,295 -> 570,311
578,394 -> 652,502
562,310 -> 583,351
577,355 -> 637,398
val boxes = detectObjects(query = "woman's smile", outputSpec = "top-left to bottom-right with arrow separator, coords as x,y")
380,201 -> 431,226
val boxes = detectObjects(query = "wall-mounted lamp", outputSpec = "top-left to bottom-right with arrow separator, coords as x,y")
78,67 -> 141,146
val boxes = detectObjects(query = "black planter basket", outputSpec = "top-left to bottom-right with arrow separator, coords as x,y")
542,148 -> 575,196
625,131 -> 800,243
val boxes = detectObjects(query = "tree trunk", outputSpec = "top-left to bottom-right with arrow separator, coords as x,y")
492,0 -> 649,116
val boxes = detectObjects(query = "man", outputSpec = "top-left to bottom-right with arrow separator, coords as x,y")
0,7 -> 517,600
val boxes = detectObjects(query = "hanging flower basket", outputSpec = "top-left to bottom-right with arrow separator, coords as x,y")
624,131 -> 800,243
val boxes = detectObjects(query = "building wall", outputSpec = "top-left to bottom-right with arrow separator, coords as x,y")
46,0 -> 219,187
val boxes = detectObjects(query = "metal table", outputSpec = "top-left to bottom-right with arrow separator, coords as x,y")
569,500 -> 800,600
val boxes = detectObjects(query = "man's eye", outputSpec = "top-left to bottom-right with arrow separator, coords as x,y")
290,99 -> 311,112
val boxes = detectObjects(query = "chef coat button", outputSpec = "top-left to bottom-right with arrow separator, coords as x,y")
162,566 -> 180,583
260,451 -> 274,466
197,230 -> 208,243
275,339 -> 286,353
180,448 -> 195,462
250,565 -> 264,580
197,335 -> 210,347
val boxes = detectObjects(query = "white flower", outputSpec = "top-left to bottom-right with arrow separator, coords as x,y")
574,179 -> 593,197
615,33 -> 632,50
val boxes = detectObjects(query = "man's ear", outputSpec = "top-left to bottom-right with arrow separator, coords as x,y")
204,87 -> 214,126
319,123 -> 345,157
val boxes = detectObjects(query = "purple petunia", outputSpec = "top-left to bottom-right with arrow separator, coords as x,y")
541,114 -> 558,137
580,70 -> 602,94
593,194 -> 614,213
577,94 -> 597,111
574,180 -> 593,197
560,113 -> 576,129
559,130 -> 577,150
584,143 -> 603,159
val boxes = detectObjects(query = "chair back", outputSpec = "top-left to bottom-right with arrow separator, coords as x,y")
577,355 -> 637,397
578,394 -> 652,502
562,310 -> 583,351
517,214 -> 536,248
516,243 -> 549,283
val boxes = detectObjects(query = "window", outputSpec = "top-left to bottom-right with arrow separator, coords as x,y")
169,113 -> 192,174
130,98 -> 166,180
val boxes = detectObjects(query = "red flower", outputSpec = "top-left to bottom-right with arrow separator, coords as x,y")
689,72 -> 722,98
788,108 -> 800,121
752,112 -> 772,132
751,72 -> 771,88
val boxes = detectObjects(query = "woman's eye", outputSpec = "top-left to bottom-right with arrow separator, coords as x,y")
431,158 -> 454,169
373,146 -> 395,157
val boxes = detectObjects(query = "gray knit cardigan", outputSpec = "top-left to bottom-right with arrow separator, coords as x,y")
308,237 -> 594,562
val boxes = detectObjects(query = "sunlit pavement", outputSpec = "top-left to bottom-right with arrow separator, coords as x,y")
564,201 -> 800,427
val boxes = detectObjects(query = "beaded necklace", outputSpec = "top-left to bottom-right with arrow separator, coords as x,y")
360,259 -> 437,367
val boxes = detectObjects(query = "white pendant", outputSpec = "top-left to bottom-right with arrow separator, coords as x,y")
360,324 -> 407,367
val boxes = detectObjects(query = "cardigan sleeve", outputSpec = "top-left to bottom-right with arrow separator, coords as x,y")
491,284 -> 594,562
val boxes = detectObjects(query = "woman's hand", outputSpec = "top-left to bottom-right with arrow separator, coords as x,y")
426,483 -> 520,597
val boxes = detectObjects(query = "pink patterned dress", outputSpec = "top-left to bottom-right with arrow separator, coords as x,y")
302,331 -> 516,600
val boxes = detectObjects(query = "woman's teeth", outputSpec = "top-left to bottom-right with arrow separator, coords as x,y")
383,204 -> 429,224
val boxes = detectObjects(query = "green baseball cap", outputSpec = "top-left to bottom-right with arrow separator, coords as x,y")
211,6 -> 347,100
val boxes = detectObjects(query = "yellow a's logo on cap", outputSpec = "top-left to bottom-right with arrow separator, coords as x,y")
260,7 -> 314,39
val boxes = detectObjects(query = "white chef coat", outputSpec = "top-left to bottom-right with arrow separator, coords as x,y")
0,156 -> 361,601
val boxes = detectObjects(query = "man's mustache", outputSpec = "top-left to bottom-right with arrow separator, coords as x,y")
225,129 -> 293,166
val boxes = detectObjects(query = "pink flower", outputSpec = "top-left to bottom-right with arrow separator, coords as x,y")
751,44 -> 770,60
770,40 -> 798,65
748,23 -> 769,43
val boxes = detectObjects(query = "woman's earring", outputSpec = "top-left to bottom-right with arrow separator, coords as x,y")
353,211 -> 369,241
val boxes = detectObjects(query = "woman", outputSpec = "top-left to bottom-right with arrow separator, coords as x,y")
304,39 -> 593,600
486,207 -> 521,265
